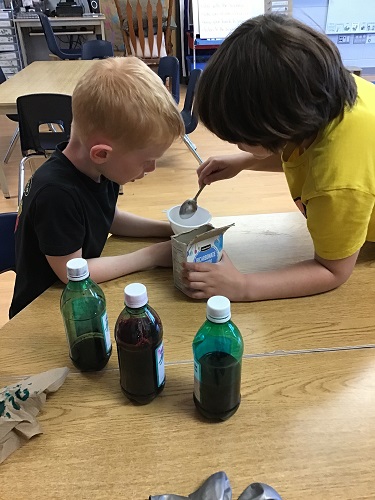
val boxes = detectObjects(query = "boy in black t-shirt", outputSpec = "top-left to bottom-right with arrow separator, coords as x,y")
10,56 -> 184,318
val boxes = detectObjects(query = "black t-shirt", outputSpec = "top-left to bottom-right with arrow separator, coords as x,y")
10,143 -> 119,318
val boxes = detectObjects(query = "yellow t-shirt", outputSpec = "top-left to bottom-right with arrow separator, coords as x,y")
282,76 -> 375,260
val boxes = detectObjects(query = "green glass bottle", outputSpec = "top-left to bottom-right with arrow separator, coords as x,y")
60,258 -> 111,372
114,283 -> 165,405
192,295 -> 244,421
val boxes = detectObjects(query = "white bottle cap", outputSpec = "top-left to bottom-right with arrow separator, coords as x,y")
124,283 -> 148,308
206,295 -> 231,323
66,258 -> 89,281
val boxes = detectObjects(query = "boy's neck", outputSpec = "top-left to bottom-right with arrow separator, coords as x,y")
63,139 -> 102,183
298,134 -> 317,153
283,134 -> 318,160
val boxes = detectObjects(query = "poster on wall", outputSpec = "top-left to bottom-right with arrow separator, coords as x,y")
191,0 -> 265,39
326,0 -> 375,34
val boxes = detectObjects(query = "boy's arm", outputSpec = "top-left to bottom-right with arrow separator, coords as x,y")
46,240 -> 173,285
45,206 -> 174,285
183,250 -> 359,301
197,152 -> 283,187
110,207 -> 173,238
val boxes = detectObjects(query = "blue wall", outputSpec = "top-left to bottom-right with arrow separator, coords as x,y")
293,0 -> 375,72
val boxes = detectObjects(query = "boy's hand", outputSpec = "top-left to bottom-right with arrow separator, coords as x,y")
146,240 -> 173,268
197,154 -> 248,187
183,252 -> 246,300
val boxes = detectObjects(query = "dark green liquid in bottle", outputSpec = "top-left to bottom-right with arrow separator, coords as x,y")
61,262 -> 111,373
70,332 -> 111,371
192,296 -> 244,421
194,351 -> 241,421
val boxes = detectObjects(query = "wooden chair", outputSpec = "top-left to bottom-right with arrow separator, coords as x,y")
113,0 -> 173,65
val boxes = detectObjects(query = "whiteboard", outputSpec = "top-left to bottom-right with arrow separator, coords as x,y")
326,0 -> 375,34
192,0 -> 265,39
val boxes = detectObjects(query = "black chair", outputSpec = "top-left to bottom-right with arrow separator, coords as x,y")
37,13 -> 82,60
0,212 -> 17,274
181,68 -> 203,164
81,40 -> 114,60
16,93 -> 73,204
0,67 -> 19,198
157,55 -> 180,105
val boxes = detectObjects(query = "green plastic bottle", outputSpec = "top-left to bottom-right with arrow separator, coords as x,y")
192,295 -> 244,421
60,258 -> 112,371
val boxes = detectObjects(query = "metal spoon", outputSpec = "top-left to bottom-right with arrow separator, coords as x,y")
179,185 -> 206,219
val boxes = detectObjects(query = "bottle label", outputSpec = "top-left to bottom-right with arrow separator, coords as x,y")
155,342 -> 165,387
193,359 -> 201,402
101,312 -> 111,353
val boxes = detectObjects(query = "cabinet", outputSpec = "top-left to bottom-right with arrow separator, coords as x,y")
0,9 -> 23,76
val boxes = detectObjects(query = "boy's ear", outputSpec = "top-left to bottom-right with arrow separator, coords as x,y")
90,144 -> 113,164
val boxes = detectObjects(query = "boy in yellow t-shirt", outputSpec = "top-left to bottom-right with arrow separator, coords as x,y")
183,14 -> 375,302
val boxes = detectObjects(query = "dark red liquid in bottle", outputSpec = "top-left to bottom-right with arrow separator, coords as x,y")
115,307 -> 165,405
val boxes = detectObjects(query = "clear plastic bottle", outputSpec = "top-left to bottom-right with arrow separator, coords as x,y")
60,258 -> 111,371
192,295 -> 244,420
114,283 -> 165,404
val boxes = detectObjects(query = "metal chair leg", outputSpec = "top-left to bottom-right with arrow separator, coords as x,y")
183,134 -> 204,165
47,123 -> 63,132
18,156 -> 30,205
0,163 -> 10,198
4,126 -> 19,164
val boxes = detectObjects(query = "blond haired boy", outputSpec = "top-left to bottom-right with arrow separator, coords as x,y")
10,57 -> 184,318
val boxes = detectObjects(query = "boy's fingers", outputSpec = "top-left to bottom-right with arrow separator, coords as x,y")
184,262 -> 212,273
185,280 -> 207,290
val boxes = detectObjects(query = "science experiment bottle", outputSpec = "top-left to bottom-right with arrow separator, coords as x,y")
114,283 -> 165,404
60,258 -> 112,371
193,296 -> 244,421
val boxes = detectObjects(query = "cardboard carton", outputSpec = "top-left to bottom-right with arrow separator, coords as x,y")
171,223 -> 233,295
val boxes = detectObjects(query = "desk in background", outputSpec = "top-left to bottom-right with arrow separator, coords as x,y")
14,15 -> 106,65
0,59 -> 96,114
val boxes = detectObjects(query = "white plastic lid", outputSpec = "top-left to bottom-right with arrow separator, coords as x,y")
124,283 -> 148,308
206,295 -> 231,323
66,258 -> 89,281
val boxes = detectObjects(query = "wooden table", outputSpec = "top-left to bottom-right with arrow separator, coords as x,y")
0,60 -> 95,114
2,211 -> 375,375
2,211 -> 375,498
2,347 -> 375,498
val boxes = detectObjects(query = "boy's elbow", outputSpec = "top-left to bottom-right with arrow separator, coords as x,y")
315,251 -> 358,290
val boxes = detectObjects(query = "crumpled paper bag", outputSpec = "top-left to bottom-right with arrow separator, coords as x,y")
0,367 -> 69,464
150,471 -> 282,500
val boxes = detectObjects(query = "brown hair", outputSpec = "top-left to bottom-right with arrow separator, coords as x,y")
72,56 -> 184,149
196,14 -> 357,152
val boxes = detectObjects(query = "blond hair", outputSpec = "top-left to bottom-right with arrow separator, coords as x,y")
72,57 -> 184,149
